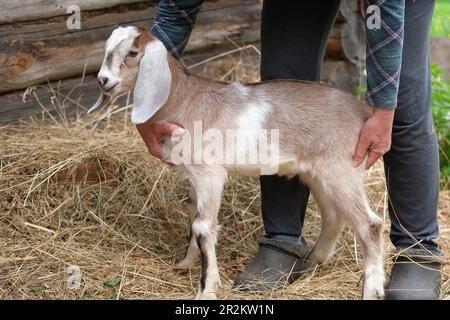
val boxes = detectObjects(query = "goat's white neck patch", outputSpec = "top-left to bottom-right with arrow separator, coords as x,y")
132,40 -> 172,124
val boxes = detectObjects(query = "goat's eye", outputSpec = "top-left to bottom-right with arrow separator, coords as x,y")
127,51 -> 138,58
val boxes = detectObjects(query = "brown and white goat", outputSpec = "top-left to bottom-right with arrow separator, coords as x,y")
89,26 -> 385,300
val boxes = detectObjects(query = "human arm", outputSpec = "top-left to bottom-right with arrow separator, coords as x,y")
353,0 -> 405,169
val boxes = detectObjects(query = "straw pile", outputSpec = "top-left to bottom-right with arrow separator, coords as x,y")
0,47 -> 448,299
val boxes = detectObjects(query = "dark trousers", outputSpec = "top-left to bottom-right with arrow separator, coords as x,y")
260,0 -> 441,253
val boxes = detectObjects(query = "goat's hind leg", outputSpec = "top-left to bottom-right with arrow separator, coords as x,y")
357,206 -> 385,300
306,178 -> 345,268
175,186 -> 200,269
320,171 -> 384,300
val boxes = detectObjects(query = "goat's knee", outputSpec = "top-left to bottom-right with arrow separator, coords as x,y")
192,219 -> 211,238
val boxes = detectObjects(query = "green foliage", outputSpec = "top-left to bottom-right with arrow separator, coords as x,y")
103,275 -> 122,287
30,283 -> 48,298
355,84 -> 367,99
431,0 -> 450,38
431,64 -> 450,179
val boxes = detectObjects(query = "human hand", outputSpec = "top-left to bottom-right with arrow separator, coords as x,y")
353,108 -> 395,169
135,120 -> 184,162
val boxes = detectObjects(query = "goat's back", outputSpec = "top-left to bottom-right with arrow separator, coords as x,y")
241,80 -> 371,159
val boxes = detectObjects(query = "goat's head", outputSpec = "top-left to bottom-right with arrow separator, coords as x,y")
89,26 -> 172,124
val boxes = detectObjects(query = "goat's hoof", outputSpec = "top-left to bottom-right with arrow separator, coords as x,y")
363,270 -> 385,300
304,259 -> 319,270
174,258 -> 198,269
304,255 -> 325,271
363,287 -> 385,300
195,291 -> 217,300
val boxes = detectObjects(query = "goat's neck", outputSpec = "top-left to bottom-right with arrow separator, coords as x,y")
151,54 -> 235,128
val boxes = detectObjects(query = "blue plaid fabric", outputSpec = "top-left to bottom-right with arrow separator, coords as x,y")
151,0 -> 405,109
151,0 -> 204,59
365,0 -> 405,109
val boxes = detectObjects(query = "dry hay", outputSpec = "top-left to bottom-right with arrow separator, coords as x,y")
0,46 -> 448,300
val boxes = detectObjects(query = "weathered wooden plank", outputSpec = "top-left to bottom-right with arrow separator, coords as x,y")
341,14 -> 365,64
321,60 -> 359,94
0,75 -> 101,122
0,0 -> 261,94
0,1 -> 365,123
0,2 -> 156,93
340,0 -> 366,64
0,51 -> 361,124
325,22 -> 345,59
340,0 -> 360,19
0,0 -> 149,24
0,45 -> 252,122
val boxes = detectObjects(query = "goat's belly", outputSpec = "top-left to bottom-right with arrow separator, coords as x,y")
230,157 -> 299,177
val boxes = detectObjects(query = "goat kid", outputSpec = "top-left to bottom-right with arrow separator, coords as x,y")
89,26 -> 385,300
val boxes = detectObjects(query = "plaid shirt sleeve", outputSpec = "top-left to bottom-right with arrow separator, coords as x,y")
152,0 -> 405,108
365,0 -> 405,109
151,0 -> 204,60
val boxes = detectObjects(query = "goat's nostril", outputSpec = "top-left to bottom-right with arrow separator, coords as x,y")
98,76 -> 108,87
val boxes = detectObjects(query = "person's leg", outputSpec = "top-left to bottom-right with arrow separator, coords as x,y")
260,0 -> 341,240
234,0 -> 341,291
383,0 -> 443,300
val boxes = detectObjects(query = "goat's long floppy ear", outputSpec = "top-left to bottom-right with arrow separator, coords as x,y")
132,40 -> 171,124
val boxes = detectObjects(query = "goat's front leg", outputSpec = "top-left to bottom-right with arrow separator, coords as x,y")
175,186 -> 200,269
187,167 -> 227,300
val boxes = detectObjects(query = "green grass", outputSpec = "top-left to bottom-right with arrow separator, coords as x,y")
431,0 -> 450,38
431,64 -> 450,180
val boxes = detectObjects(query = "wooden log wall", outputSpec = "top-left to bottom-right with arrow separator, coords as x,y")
0,0 -> 365,122
0,0 -> 263,94
0,0 -> 148,24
